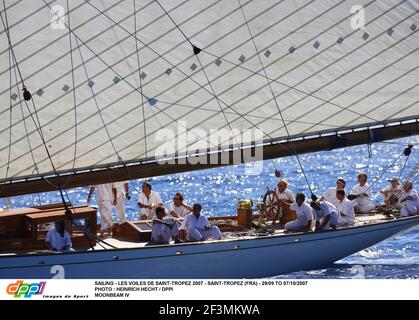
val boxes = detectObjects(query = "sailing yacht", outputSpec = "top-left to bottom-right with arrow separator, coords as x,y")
0,0 -> 418,279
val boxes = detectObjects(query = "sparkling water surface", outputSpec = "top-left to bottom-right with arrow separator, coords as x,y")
3,137 -> 418,278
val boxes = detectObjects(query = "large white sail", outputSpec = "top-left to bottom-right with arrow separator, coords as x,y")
0,0 -> 418,183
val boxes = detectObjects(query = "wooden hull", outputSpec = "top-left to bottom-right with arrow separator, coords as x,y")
0,216 -> 417,279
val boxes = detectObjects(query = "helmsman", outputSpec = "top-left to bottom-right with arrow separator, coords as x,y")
350,172 -> 375,214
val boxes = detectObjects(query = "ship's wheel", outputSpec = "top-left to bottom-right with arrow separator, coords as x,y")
262,189 -> 282,220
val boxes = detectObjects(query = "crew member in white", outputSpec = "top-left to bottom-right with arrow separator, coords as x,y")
88,183 -> 114,237
336,189 -> 355,226
310,200 -> 339,231
112,181 -> 130,225
271,179 -> 295,224
284,192 -> 314,232
399,182 -> 419,217
45,221 -> 72,252
180,203 -> 222,242
380,176 -> 400,206
137,182 -> 163,220
321,178 -> 346,207
151,207 -> 180,244
275,179 -> 295,203
169,193 -> 193,218
350,172 -> 375,214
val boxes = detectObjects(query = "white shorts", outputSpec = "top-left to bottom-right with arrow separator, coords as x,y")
188,226 -> 221,241
284,220 -> 306,231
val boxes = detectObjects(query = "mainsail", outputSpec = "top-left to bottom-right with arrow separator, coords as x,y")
0,0 -> 418,196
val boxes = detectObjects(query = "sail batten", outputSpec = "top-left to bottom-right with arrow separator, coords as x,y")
0,0 -> 418,187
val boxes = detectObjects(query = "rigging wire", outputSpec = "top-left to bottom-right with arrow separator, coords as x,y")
80,0 -> 275,148
367,150 -> 404,190
152,0 -> 332,183
133,0 -> 149,185
0,0 -> 13,200
67,0 -> 78,172
42,0 -> 274,188
1,5 -> 43,204
236,0 -> 313,194
84,0 -> 337,186
195,55 -> 240,146
155,0 -> 239,144
71,2 -> 142,199
65,0 -> 413,183
0,8 -> 112,250
74,36 -> 121,159
398,145 -> 413,180
4,0 -> 414,195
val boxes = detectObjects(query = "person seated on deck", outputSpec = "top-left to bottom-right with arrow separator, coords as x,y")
137,182 -> 163,220
151,207 -> 180,245
320,178 -> 346,208
398,182 -> 419,217
169,193 -> 193,218
284,193 -> 314,232
350,172 -> 375,214
310,200 -> 339,231
335,189 -> 355,227
45,221 -> 72,253
180,203 -> 222,242
380,176 -> 400,206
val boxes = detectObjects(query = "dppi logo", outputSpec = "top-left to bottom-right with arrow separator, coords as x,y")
6,280 -> 46,298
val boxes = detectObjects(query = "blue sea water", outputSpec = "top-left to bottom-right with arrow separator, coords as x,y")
2,137 -> 418,278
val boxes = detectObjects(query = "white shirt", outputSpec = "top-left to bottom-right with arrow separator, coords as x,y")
169,202 -> 191,218
322,187 -> 341,207
95,183 -> 113,202
181,213 -> 210,231
399,188 -> 418,204
337,198 -> 355,224
290,202 -> 314,227
351,183 -> 372,206
275,189 -> 295,202
137,191 -> 163,219
112,181 -> 128,198
381,185 -> 399,201
46,229 -> 72,252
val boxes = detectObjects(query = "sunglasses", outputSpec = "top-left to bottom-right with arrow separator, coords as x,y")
173,197 -> 181,200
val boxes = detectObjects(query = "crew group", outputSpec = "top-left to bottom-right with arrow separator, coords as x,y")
275,173 -> 418,232
45,173 -> 418,251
